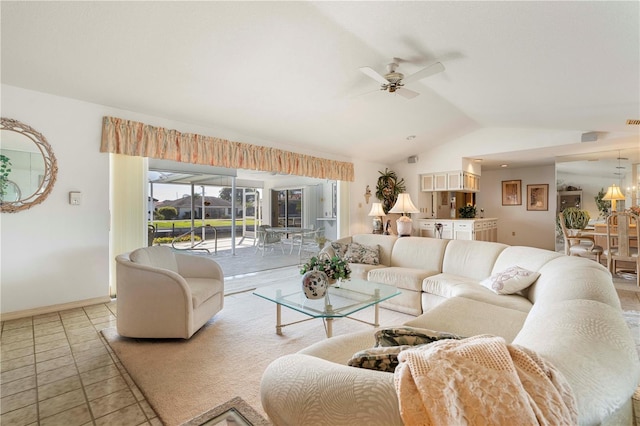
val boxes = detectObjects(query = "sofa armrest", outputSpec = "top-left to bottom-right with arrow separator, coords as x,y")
261,354 -> 403,426
175,252 -> 224,279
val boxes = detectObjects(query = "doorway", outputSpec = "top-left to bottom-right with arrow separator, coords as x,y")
271,189 -> 302,228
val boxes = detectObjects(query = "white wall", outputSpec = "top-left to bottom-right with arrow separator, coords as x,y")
347,159 -> 391,236
476,165 -> 557,250
1,86 -> 111,314
1,85 -> 357,315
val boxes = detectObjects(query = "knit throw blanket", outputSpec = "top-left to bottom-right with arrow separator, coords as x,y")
394,335 -> 577,426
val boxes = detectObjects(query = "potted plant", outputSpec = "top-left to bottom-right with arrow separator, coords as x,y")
560,207 -> 590,235
458,204 -> 476,218
375,168 -> 406,214
594,188 -> 611,219
300,254 -> 351,284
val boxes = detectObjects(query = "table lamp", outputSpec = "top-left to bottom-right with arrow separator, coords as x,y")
389,193 -> 419,236
368,202 -> 385,234
603,184 -> 625,212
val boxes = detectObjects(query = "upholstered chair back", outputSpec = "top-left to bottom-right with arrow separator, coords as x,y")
129,246 -> 180,273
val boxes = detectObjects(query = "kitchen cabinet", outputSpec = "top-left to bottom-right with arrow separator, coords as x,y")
420,171 -> 480,192
434,173 -> 448,191
418,219 -> 453,239
418,218 -> 497,242
421,174 -> 434,191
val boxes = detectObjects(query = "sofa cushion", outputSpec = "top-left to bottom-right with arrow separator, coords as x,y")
389,237 -> 449,271
480,266 -> 540,295
348,263 -> 386,280
423,273 -> 533,313
370,267 -> 439,292
345,242 -> 380,265
187,278 -> 223,309
441,240 -> 508,280
130,246 -> 179,273
348,326 -> 461,373
329,241 -> 349,259
449,283 -> 533,313
492,246 -> 562,276
405,297 -> 528,343
422,273 -> 477,297
348,345 -> 413,373
374,326 -> 460,347
352,234 -> 397,266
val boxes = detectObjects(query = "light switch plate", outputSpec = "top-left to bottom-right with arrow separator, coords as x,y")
69,191 -> 82,205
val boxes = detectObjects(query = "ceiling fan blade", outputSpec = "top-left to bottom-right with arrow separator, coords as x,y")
402,62 -> 445,84
359,66 -> 389,85
396,87 -> 420,99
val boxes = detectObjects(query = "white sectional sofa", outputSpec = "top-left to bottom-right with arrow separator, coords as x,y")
261,235 -> 640,425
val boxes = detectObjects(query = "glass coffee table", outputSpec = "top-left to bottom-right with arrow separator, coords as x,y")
253,278 -> 401,338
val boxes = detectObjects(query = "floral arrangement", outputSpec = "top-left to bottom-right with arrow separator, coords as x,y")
628,205 -> 640,216
300,254 -> 351,282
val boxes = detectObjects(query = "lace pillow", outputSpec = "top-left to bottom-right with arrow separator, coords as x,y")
344,242 -> 380,265
374,326 -> 461,347
480,266 -> 540,295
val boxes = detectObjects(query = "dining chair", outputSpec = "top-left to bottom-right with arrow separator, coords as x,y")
558,212 -> 603,263
255,225 -> 285,256
605,211 -> 639,286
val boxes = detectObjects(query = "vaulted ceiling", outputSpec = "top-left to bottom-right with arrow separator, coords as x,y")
2,1 -> 639,167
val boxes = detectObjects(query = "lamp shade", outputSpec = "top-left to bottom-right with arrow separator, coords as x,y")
602,184 -> 625,201
603,184 -> 626,212
389,193 -> 419,215
368,203 -> 386,217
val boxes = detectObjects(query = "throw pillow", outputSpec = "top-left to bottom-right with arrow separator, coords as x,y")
480,266 -> 541,295
374,326 -> 461,347
344,242 -> 380,265
330,241 -> 349,260
348,345 -> 417,373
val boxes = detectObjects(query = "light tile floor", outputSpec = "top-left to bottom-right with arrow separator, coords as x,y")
1,273 -> 639,425
1,301 -> 161,426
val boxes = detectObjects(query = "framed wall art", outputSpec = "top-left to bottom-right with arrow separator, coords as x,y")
527,184 -> 548,211
501,180 -> 522,206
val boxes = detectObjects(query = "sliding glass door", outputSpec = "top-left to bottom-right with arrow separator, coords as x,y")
271,189 -> 302,228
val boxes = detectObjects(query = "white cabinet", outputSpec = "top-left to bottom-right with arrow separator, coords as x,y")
453,221 -> 473,240
421,174 -> 434,191
418,219 -> 453,239
447,172 -> 462,191
419,218 -> 497,241
434,173 -> 448,191
420,171 -> 479,192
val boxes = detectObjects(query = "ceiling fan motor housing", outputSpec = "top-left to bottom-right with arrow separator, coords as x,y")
382,70 -> 404,92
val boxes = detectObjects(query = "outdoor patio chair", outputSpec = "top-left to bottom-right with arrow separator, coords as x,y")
256,225 -> 285,256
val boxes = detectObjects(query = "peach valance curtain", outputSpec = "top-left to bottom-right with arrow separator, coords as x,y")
100,116 -> 354,181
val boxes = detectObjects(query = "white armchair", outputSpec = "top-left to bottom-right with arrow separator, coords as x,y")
115,246 -> 224,339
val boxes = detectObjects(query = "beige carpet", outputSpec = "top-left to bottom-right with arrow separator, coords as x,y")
102,290 -> 413,426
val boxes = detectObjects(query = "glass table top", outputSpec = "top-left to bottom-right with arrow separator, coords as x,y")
253,277 -> 400,318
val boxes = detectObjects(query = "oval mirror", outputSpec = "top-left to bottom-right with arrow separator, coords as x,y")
1,118 -> 58,213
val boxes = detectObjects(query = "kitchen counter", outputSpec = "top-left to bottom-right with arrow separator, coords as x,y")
417,218 -> 498,242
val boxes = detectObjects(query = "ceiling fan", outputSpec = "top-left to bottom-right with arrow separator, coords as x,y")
359,59 -> 445,99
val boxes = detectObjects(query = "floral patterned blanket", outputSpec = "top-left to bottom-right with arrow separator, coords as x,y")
394,334 -> 577,426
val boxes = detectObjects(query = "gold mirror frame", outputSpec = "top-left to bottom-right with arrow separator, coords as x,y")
1,118 -> 58,213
